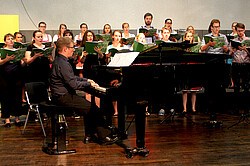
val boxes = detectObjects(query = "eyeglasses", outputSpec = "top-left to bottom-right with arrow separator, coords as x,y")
39,26 -> 46,28
166,22 -> 172,24
213,26 -> 220,28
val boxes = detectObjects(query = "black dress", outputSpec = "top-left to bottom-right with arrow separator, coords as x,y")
82,53 -> 106,80
25,44 -> 51,86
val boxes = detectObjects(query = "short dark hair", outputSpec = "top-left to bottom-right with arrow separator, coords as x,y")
165,18 -> 172,24
80,23 -> 88,29
33,30 -> 42,38
144,13 -> 153,19
235,23 -> 245,30
63,29 -> 74,38
32,30 -> 42,43
38,21 -> 46,27
14,32 -> 22,39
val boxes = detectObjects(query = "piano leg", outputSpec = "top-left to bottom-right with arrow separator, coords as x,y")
117,97 -> 127,139
203,76 -> 225,128
102,97 -> 114,127
135,101 -> 147,148
125,101 -> 149,159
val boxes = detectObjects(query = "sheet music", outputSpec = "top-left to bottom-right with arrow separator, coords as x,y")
107,52 -> 140,67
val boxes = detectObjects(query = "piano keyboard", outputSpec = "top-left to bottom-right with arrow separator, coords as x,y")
95,86 -> 107,93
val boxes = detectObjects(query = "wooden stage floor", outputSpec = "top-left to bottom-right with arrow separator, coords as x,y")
0,111 -> 249,166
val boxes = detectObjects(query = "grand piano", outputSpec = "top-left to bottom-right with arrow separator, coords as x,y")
86,41 -> 230,157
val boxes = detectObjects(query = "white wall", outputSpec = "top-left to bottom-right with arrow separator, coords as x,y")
1,0 -> 249,30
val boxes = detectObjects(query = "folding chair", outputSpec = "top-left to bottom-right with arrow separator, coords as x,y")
22,82 -> 49,137
22,82 -> 68,137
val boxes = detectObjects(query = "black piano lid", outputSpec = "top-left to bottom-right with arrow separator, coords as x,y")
158,41 -> 198,50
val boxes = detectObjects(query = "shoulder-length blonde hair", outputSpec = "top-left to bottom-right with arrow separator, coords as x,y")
183,31 -> 194,43
186,25 -> 195,34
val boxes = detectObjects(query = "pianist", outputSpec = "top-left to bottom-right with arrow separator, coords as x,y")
49,37 -> 118,145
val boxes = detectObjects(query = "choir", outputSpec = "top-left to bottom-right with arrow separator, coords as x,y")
0,12 -> 249,133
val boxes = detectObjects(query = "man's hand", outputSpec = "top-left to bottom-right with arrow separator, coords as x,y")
88,79 -> 99,87
91,82 -> 99,88
87,79 -> 95,84
144,32 -> 149,37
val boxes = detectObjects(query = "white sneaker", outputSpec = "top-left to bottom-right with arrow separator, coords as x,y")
158,109 -> 165,116
170,109 -> 175,113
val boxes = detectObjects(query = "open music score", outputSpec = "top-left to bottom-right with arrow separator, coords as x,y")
107,52 -> 140,67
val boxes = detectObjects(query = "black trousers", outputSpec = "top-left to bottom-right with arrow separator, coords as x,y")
53,93 -> 110,139
232,63 -> 250,92
0,72 -> 23,119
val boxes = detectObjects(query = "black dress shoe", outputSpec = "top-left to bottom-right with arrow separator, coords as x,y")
72,112 -> 80,119
4,123 -> 11,128
83,136 -> 92,144
15,121 -> 24,127
42,113 -> 48,121
83,135 -> 97,144
180,111 -> 187,116
99,136 -> 118,145
192,111 -> 198,115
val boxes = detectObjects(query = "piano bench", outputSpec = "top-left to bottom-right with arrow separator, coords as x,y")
42,104 -> 76,155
